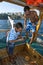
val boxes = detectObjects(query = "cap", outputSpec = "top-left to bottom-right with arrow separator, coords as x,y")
30,9 -> 40,16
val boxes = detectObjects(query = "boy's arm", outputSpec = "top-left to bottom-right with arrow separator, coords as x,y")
8,38 -> 24,43
29,32 -> 35,44
24,14 -> 27,28
29,25 -> 36,44
25,31 -> 29,39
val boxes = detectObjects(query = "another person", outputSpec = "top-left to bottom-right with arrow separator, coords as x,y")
6,22 -> 23,64
24,6 -> 30,28
24,6 -> 39,44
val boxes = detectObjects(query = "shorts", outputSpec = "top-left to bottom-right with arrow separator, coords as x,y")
6,42 -> 15,55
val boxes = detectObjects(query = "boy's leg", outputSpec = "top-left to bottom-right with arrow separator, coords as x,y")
6,43 -> 16,64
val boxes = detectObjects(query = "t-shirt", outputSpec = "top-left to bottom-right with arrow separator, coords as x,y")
26,19 -> 36,33
6,28 -> 20,44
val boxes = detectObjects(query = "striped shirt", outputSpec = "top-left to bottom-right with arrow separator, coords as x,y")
26,19 -> 36,32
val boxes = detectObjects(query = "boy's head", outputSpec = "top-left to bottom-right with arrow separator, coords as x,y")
30,11 -> 38,23
30,10 -> 40,23
24,6 -> 30,18
14,22 -> 23,32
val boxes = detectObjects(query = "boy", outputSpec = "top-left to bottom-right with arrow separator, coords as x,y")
24,6 -> 39,44
6,22 -> 23,64
24,6 -> 30,28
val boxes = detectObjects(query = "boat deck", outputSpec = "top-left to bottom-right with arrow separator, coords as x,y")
15,51 -> 37,65
0,44 -> 43,65
0,50 -> 38,65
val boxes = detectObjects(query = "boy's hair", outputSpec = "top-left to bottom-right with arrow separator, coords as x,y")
24,6 -> 30,12
15,22 -> 23,29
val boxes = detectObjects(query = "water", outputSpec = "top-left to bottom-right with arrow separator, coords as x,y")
0,20 -> 43,55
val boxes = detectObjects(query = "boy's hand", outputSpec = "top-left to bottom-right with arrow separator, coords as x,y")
29,41 -> 32,44
17,35 -> 22,39
29,38 -> 33,44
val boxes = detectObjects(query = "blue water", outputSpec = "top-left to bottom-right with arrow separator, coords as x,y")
0,20 -> 43,55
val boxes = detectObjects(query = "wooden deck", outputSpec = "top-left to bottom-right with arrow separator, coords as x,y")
15,51 -> 39,65
0,51 -> 38,65
0,44 -> 43,65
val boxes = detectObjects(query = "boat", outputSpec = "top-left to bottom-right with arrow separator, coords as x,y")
0,42 -> 43,65
0,0 -> 43,65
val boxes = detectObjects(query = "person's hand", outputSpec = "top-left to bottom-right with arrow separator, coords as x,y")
29,41 -> 32,44
18,37 -> 25,41
28,38 -> 32,44
23,36 -> 26,39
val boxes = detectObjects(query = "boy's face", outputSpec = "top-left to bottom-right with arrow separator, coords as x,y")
30,11 -> 39,23
16,27 -> 22,32
25,10 -> 30,18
